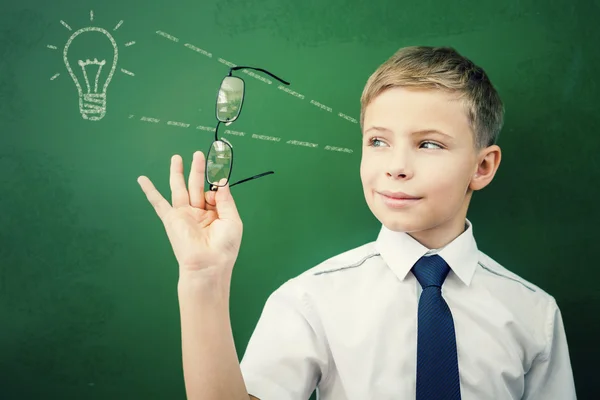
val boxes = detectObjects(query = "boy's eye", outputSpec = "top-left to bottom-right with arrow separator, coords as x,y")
420,141 -> 443,149
368,137 -> 386,147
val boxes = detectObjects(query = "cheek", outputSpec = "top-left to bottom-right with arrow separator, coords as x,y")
359,156 -> 371,182
428,167 -> 469,199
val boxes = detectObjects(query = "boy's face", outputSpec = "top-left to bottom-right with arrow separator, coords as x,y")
360,87 -> 490,245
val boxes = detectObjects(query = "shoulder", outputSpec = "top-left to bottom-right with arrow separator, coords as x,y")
474,250 -> 567,362
271,241 -> 382,298
299,241 -> 382,280
475,250 -> 558,310
476,251 -> 543,292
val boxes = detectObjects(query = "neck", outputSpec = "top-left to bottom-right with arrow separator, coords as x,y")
408,218 -> 467,250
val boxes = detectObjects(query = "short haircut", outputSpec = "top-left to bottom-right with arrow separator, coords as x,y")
360,46 -> 504,150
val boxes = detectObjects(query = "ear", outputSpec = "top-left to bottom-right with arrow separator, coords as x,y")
469,145 -> 502,191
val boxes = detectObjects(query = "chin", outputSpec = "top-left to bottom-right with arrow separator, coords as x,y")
365,195 -> 423,233
369,207 -> 423,233
381,217 -> 423,233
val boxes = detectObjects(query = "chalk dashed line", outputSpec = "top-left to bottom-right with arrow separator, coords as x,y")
50,73 -> 60,81
121,68 -> 135,77
184,43 -> 212,58
218,57 -> 236,67
114,20 -> 124,31
324,145 -> 353,153
60,20 -> 72,31
125,41 -> 136,47
154,34 -> 359,124
310,99 -> 333,113
242,69 -> 272,84
132,115 -> 354,153
167,121 -> 190,128
223,129 -> 245,136
47,44 -> 58,50
338,112 -> 358,124
156,30 -> 179,42
154,33 -> 359,124
278,84 -> 304,99
287,140 -> 318,148
133,34 -> 359,154
252,133 -> 280,142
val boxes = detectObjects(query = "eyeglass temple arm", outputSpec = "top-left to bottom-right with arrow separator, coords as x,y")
229,171 -> 275,188
229,66 -> 290,86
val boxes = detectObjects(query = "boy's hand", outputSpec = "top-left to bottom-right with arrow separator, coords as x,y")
137,151 -> 243,276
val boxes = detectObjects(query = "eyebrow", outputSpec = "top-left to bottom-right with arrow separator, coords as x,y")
363,126 -> 454,139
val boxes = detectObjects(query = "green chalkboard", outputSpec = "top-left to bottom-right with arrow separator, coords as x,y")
1,0 -> 598,399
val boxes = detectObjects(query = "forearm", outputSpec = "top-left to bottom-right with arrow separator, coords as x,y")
177,269 -> 249,400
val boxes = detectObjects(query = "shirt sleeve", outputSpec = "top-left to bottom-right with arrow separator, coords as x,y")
240,279 -> 329,400
522,296 -> 577,400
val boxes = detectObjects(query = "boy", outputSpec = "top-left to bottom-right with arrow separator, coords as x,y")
138,46 -> 576,399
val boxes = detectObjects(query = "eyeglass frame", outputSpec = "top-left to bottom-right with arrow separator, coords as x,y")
207,66 -> 290,191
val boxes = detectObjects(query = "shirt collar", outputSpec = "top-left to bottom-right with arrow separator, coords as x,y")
374,218 -> 479,286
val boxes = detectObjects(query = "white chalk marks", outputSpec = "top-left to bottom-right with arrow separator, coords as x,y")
133,30 -> 357,155
167,120 -> 190,128
310,99 -> 333,113
287,140 -> 318,148
184,43 -> 212,58
242,69 -> 272,85
113,20 -> 123,31
63,27 -> 118,121
49,11 -> 135,121
156,30 -> 179,42
252,133 -> 280,142
217,57 -> 236,68
141,116 -> 160,123
131,114 -> 354,154
278,84 -> 304,99
120,68 -> 135,77
124,41 -> 136,47
223,129 -> 245,137
338,112 -> 358,124
60,20 -> 72,31
154,31 -> 358,128
324,145 -> 353,154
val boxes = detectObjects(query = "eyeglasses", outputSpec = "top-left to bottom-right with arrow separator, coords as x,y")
206,66 -> 290,191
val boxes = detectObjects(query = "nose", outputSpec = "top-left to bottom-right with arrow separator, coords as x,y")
386,148 -> 413,179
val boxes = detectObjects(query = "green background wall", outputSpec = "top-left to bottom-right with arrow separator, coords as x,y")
1,0 -> 597,398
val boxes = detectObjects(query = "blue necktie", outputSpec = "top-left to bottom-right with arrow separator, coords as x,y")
412,254 -> 461,400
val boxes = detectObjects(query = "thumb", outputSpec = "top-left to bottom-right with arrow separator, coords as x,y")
215,181 -> 240,221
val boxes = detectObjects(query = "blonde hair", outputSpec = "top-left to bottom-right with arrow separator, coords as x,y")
360,46 -> 504,150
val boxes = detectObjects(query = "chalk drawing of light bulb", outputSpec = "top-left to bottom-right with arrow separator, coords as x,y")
63,27 -> 118,121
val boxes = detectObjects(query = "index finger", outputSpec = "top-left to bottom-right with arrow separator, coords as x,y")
137,175 -> 172,220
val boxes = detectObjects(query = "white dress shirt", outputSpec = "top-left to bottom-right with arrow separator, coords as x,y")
240,218 -> 576,399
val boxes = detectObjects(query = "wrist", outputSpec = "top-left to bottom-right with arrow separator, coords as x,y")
178,266 -> 232,293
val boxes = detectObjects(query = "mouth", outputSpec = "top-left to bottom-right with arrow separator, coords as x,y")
377,191 -> 422,208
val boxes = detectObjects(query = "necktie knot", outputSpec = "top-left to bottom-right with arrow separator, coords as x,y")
412,254 -> 451,289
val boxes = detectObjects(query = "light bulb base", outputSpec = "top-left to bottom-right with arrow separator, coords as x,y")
79,93 -> 107,121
